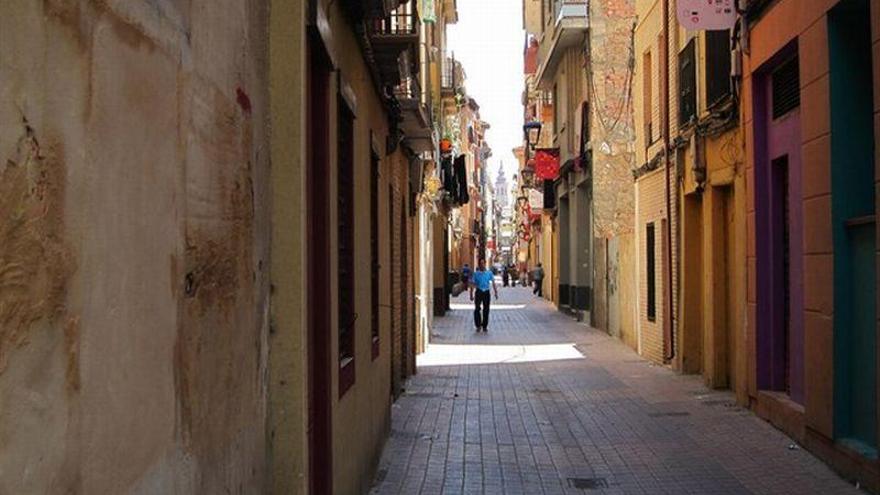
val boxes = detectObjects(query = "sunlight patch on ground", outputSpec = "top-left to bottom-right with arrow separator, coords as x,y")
449,303 -> 526,310
419,343 -> 584,367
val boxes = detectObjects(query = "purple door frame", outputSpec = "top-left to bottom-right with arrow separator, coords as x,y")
753,44 -> 805,404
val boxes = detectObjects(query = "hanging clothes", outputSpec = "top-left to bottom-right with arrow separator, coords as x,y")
441,155 -> 455,194
454,154 -> 469,205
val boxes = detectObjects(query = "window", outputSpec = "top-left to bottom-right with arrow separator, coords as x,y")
772,56 -> 800,119
646,222 -> 656,322
370,150 -> 380,359
705,30 -> 732,107
643,49 -> 653,143
552,84 -> 559,137
338,95 -> 355,395
579,101 -> 590,157
679,39 -> 697,126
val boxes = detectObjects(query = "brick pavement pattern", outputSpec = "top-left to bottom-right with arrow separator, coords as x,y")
370,287 -> 860,495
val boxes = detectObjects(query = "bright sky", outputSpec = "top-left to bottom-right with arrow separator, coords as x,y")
447,0 -> 524,182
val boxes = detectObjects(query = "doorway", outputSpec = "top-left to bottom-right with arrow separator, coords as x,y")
715,185 -> 737,389
307,32 -> 333,495
754,47 -> 804,404
830,0 -> 877,454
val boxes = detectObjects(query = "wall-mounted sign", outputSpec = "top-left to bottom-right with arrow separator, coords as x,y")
678,0 -> 737,31
528,188 -> 544,211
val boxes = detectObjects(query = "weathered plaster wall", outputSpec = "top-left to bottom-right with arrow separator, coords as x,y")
0,1 -> 269,493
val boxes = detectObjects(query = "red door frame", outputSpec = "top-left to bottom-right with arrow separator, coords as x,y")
307,30 -> 333,495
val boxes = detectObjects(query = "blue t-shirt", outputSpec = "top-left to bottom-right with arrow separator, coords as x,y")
472,270 -> 494,291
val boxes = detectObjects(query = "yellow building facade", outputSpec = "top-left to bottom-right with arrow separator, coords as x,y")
633,0 -> 748,405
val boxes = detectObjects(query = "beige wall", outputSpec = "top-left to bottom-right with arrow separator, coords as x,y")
313,1 -> 406,492
269,0 -> 309,492
636,169 -> 668,364
1,1 -> 270,493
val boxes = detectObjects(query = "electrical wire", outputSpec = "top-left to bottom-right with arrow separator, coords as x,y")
584,19 -> 637,139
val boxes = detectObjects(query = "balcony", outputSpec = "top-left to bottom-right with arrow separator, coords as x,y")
442,57 -> 464,98
395,75 -> 434,153
535,0 -> 589,88
342,0 -> 407,20
368,3 -> 420,85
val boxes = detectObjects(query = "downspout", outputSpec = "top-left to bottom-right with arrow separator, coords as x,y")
661,0 -> 676,361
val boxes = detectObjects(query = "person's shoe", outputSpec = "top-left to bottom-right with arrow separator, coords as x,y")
483,327 -> 488,333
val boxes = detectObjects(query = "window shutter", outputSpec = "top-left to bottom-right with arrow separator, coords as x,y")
705,30 -> 732,107
679,39 -> 697,126
772,56 -> 800,119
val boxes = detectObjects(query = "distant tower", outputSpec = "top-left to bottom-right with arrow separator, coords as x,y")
494,164 -> 509,210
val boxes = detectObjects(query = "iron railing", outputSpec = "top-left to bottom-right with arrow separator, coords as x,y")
394,73 -> 422,101
372,2 -> 418,36
442,57 -> 457,90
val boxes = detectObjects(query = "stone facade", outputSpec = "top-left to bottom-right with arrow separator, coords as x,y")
587,0 -> 638,343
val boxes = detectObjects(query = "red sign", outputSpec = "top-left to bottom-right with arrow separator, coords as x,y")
534,148 -> 560,180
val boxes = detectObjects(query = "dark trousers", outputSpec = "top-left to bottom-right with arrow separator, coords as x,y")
533,278 -> 543,297
473,290 -> 491,328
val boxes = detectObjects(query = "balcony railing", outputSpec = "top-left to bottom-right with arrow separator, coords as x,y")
442,58 -> 456,90
371,2 -> 418,36
394,73 -> 422,101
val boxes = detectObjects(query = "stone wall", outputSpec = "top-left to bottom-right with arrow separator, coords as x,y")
588,0 -> 637,341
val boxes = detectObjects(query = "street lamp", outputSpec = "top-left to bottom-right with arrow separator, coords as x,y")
523,121 -> 543,149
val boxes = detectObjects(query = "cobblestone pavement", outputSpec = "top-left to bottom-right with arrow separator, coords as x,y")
370,287 -> 861,495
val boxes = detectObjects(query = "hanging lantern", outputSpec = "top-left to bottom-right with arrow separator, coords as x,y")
523,121 -> 543,148
520,165 -> 535,188
420,0 -> 437,23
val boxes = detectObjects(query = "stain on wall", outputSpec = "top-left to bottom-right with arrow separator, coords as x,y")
0,124 -> 74,373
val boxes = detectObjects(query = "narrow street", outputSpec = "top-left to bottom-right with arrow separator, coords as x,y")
371,287 -> 856,495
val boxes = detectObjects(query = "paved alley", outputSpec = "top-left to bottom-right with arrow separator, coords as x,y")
370,287 -> 860,495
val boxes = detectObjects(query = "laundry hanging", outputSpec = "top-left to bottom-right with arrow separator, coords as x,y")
441,155 -> 455,194
454,154 -> 469,205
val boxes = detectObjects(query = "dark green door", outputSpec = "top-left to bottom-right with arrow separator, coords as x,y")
830,0 -> 877,455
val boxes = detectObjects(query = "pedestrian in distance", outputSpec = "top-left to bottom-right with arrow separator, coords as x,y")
532,262 -> 545,297
502,265 -> 510,287
460,263 -> 472,286
469,259 -> 499,332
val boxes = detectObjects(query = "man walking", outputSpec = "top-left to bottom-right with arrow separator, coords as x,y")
469,259 -> 498,332
532,262 -> 545,297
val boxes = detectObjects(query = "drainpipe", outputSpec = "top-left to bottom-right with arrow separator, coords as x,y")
661,0 -> 676,362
